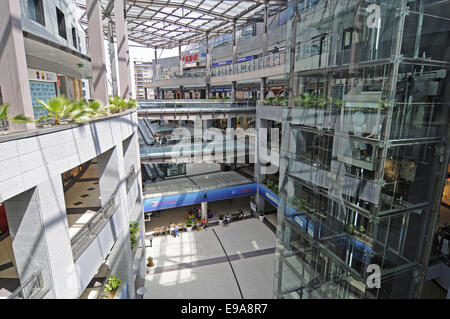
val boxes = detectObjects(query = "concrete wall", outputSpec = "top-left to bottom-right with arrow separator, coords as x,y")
20,0 -> 80,52
0,111 -> 142,299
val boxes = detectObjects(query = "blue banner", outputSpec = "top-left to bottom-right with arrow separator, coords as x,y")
143,183 -> 257,212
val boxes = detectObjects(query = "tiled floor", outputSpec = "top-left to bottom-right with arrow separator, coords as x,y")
64,162 -> 101,239
143,218 -> 276,299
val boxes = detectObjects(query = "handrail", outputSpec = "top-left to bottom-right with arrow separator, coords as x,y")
8,272 -> 44,299
154,51 -> 286,81
70,195 -> 119,259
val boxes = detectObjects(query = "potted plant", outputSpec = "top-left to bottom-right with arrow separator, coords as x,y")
186,220 -> 193,232
348,224 -> 355,236
0,103 -> 32,133
258,212 -> 265,222
147,257 -> 155,269
218,214 -> 225,225
129,222 -> 139,249
103,275 -> 121,299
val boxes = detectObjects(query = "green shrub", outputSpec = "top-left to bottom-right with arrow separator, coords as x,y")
129,222 -> 139,249
104,275 -> 121,293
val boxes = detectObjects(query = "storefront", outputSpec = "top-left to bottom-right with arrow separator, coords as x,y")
28,68 -> 58,120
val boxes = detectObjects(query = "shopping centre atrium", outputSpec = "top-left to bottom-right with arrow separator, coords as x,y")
0,0 -> 449,299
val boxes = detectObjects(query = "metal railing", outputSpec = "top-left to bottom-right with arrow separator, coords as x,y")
144,179 -> 254,198
154,51 -> 286,81
70,195 -> 119,259
8,272 -> 44,299
210,51 -> 286,77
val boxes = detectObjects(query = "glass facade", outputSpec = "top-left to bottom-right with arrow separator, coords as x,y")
274,0 -> 450,299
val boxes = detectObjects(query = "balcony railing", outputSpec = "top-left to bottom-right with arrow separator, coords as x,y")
71,195 -> 119,260
8,272 -> 45,299
210,51 -> 286,77
154,51 -> 286,81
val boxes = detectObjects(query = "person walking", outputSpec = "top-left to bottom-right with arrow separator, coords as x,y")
174,224 -> 180,237
148,233 -> 154,247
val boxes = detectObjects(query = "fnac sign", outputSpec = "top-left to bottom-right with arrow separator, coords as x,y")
182,54 -> 198,63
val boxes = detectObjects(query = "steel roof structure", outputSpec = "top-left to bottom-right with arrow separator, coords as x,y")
76,0 -> 288,49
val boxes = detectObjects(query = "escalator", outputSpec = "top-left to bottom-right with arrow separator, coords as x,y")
142,164 -> 156,181
143,119 -> 157,137
138,120 -> 154,145
154,163 -> 166,178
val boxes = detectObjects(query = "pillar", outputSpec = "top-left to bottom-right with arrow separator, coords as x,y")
179,86 -> 184,99
255,117 -> 270,214
108,21 -> 119,97
154,47 -> 158,81
262,0 -> 269,57
0,0 -> 35,131
260,77 -> 267,104
87,0 -> 109,104
205,32 -> 211,98
178,41 -> 183,76
231,81 -> 237,101
232,20 -> 238,64
201,202 -> 208,220
114,0 -> 132,98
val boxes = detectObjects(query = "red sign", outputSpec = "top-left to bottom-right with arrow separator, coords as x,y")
182,54 -> 198,63
57,76 -> 61,87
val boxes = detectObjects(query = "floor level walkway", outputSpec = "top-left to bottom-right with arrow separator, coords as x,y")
143,219 -> 276,299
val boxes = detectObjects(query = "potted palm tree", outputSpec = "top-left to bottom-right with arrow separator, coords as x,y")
0,103 -> 32,133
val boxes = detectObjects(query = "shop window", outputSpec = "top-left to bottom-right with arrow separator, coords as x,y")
27,0 -> 45,26
56,7 -> 67,40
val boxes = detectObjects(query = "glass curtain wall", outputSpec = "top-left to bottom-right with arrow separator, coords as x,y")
274,0 -> 450,299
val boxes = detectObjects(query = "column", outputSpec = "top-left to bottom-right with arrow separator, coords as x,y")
201,202 -> 208,220
288,1 -> 299,107
87,0 -> 109,104
178,41 -> 183,76
205,32 -> 211,99
262,0 -> 269,57
255,117 -> 269,214
179,86 -> 184,99
108,21 -> 119,97
0,0 -> 35,131
154,47 -> 158,81
231,81 -> 237,101
260,77 -> 267,104
232,20 -> 238,64
114,0 -> 132,98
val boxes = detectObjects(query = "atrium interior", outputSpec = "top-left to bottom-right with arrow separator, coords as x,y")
0,0 -> 448,300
